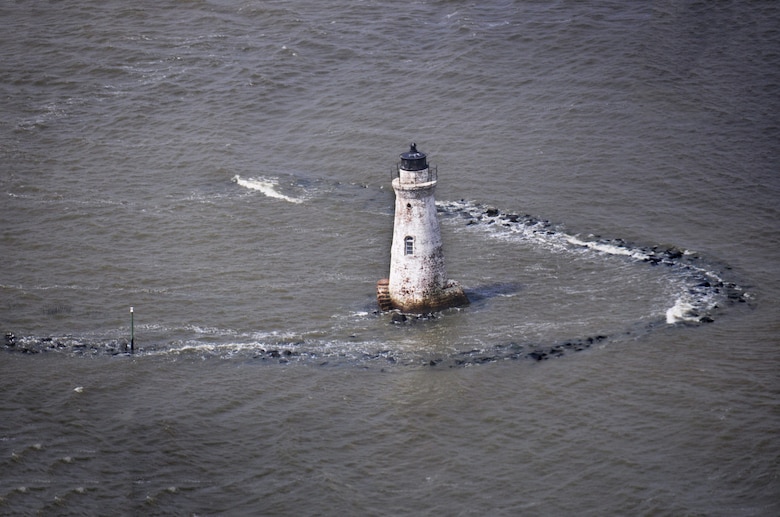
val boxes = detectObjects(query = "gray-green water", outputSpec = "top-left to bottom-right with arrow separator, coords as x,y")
2,1 -> 778,514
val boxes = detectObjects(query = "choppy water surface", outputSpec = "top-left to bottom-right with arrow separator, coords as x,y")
1,1 -> 778,515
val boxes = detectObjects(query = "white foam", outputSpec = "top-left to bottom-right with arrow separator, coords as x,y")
232,175 -> 303,204
666,297 -> 700,324
566,236 -> 649,260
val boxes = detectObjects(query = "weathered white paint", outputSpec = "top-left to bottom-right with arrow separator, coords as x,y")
382,146 -> 468,313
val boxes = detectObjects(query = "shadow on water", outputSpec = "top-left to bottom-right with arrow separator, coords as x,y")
464,281 -> 524,304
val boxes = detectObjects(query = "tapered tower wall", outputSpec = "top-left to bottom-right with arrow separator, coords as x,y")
388,179 -> 447,307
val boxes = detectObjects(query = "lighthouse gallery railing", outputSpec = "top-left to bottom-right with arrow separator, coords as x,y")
391,164 -> 438,183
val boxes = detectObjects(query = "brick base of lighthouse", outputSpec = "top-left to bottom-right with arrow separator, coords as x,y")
376,279 -> 394,312
377,278 -> 468,314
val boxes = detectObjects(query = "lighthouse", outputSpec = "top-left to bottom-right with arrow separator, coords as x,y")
377,143 -> 469,314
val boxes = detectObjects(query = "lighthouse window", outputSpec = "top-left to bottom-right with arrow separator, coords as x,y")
404,236 -> 414,255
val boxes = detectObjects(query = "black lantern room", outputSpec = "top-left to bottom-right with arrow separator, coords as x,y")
399,143 -> 428,171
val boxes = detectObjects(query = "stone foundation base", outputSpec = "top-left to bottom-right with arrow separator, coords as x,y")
376,279 -> 469,314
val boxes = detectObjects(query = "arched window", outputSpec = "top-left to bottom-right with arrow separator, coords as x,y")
404,236 -> 414,255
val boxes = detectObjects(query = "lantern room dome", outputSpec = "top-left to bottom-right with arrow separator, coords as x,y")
399,143 -> 428,171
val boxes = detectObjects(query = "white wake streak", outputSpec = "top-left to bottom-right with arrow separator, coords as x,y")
232,175 -> 303,204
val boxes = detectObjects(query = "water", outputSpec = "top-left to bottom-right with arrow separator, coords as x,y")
1,1 -> 778,514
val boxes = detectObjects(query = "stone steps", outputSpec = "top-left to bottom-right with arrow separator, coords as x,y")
376,279 -> 393,311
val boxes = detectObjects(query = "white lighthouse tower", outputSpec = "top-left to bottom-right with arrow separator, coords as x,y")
377,143 -> 468,314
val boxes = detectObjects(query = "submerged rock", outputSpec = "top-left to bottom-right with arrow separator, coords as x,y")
391,313 -> 408,324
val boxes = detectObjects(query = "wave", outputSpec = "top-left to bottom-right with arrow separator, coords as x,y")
0,328 -> 611,368
2,194 -> 751,366
436,199 -> 746,325
231,174 -> 304,204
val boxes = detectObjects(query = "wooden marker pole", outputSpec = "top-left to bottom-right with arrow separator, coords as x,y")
130,306 -> 134,353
